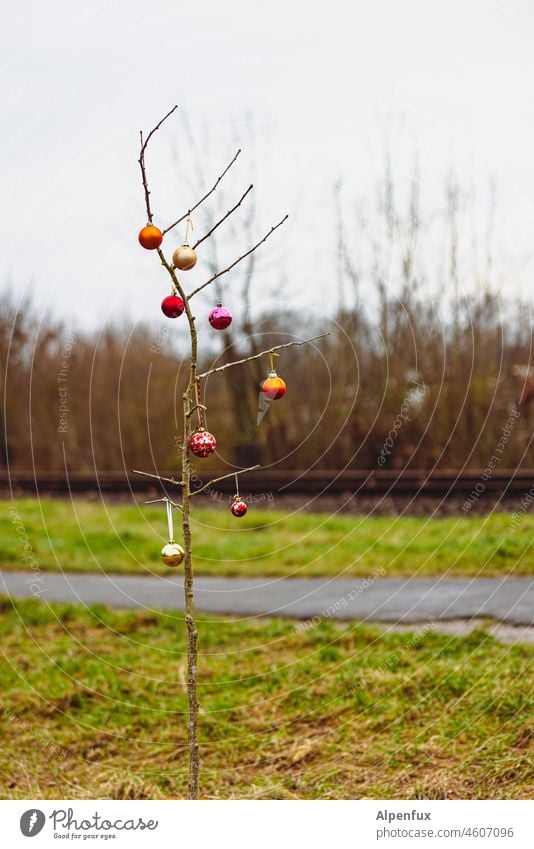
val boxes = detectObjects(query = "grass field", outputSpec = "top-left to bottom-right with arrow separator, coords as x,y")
0,597 -> 532,799
3,497 -> 533,577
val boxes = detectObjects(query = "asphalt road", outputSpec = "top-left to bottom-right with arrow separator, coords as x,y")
1,570 -> 533,626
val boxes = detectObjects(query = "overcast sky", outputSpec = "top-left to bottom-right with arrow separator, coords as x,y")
1,0 -> 533,330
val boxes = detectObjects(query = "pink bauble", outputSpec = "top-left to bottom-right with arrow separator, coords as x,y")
209,304 -> 233,330
189,428 -> 217,458
230,498 -> 248,517
161,294 -> 185,318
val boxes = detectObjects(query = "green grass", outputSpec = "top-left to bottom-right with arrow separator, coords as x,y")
0,598 -> 531,799
2,497 -> 533,578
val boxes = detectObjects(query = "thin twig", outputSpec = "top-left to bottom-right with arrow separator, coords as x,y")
138,105 -> 178,224
162,149 -> 242,235
192,184 -> 253,249
197,333 -> 329,379
132,469 -> 184,487
191,465 -> 261,497
187,215 -> 289,299
143,496 -> 183,511
186,403 -> 207,419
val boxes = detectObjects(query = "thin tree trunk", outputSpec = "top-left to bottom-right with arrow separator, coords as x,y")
181,296 -> 200,799
136,108 -> 292,800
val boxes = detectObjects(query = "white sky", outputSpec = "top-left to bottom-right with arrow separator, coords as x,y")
1,0 -> 533,329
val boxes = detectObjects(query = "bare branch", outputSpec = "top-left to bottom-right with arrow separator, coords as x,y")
154,245 -> 189,299
132,469 -> 184,487
197,333 -> 329,379
187,215 -> 289,299
191,465 -> 261,497
192,184 -> 254,249
139,105 -> 178,224
162,149 -> 242,235
144,496 -> 183,511
186,402 -> 207,419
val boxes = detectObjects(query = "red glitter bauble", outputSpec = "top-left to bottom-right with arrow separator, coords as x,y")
189,428 -> 217,458
230,498 -> 248,517
208,304 -> 233,330
138,225 -> 163,250
161,295 -> 185,318
261,373 -> 287,400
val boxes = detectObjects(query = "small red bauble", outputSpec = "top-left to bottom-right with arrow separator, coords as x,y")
138,225 -> 163,250
230,497 -> 248,517
161,294 -> 185,318
209,304 -> 233,330
261,373 -> 287,400
189,427 -> 217,458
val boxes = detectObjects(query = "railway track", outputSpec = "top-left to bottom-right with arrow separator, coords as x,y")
2,470 -> 533,498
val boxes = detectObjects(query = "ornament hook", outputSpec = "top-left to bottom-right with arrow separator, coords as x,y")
195,378 -> 206,428
269,351 -> 279,373
143,496 -> 181,538
184,214 -> 194,244
166,498 -> 174,542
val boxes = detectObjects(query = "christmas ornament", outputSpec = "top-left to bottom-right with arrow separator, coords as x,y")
230,472 -> 248,519
230,474 -> 248,517
188,380 -> 216,457
138,225 -> 163,250
158,499 -> 184,567
189,427 -> 216,458
172,215 -> 197,270
230,497 -> 247,517
261,352 -> 286,400
209,304 -> 233,330
161,294 -> 185,318
161,541 -> 185,567
173,245 -> 197,270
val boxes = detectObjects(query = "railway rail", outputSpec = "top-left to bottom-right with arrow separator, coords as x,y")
2,470 -> 533,499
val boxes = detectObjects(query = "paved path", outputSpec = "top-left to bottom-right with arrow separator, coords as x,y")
1,570 -> 533,626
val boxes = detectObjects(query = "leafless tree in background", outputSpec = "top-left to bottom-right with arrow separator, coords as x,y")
2,141 -> 533,478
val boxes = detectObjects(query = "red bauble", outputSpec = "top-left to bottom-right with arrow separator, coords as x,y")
208,304 -> 233,330
230,497 -> 248,517
161,294 -> 185,318
138,225 -> 163,250
261,373 -> 287,400
189,428 -> 217,458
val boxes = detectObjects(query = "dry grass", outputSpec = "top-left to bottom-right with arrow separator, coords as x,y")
0,598 -> 532,799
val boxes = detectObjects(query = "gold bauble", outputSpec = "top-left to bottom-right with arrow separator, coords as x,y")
161,541 -> 184,567
172,245 -> 197,270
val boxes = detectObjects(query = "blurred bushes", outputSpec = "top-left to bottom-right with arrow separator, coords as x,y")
2,166 -> 533,472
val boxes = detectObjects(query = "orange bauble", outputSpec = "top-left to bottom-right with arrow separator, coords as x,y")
138,225 -> 163,250
261,374 -> 286,400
